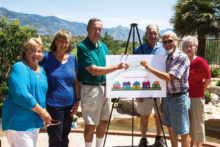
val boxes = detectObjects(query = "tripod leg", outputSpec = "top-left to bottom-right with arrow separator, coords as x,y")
132,98 -> 134,147
153,98 -> 168,147
124,26 -> 133,54
103,101 -> 115,147
134,26 -> 144,53
132,27 -> 135,54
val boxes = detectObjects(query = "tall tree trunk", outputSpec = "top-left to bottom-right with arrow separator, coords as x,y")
197,31 -> 206,58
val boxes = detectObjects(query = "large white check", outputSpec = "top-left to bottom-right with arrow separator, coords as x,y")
106,55 -> 167,98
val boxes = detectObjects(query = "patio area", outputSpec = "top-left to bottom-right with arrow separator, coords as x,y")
1,129 -> 219,147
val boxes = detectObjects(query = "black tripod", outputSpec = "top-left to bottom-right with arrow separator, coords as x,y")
103,23 -> 168,147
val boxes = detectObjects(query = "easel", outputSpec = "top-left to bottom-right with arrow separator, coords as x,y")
103,23 -> 168,147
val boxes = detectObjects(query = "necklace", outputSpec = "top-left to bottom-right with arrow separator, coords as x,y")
54,52 -> 68,63
36,74 -> 40,78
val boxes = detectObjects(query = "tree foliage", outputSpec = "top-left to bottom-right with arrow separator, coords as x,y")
40,35 -> 86,56
0,17 -> 38,101
41,32 -> 136,56
100,32 -> 135,54
171,0 -> 220,58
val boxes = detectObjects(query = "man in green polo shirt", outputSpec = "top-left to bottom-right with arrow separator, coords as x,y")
77,18 -> 129,147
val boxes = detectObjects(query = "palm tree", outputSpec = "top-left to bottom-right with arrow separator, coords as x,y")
171,0 -> 220,58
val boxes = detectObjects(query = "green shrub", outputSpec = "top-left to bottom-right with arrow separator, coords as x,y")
210,68 -> 220,77
0,81 -> 8,103
0,17 -> 38,103
217,80 -> 220,87
204,90 -> 212,104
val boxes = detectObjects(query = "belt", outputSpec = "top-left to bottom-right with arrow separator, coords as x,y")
167,90 -> 188,97
82,82 -> 106,86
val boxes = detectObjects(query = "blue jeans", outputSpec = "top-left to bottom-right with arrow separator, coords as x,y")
47,105 -> 73,147
162,92 -> 190,134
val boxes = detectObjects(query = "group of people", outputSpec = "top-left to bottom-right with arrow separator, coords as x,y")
135,25 -> 211,147
2,29 -> 80,147
1,18 -> 211,147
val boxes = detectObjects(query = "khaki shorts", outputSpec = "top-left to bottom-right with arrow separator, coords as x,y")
80,84 -> 111,125
189,98 -> 205,142
136,98 -> 161,116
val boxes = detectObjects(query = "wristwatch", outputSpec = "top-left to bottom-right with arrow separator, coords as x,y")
76,97 -> 81,101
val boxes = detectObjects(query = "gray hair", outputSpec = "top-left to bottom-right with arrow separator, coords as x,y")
162,31 -> 178,40
182,35 -> 198,47
87,18 -> 102,28
146,24 -> 159,33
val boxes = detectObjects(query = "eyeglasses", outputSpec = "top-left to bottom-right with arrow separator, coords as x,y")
184,45 -> 196,48
163,39 -> 174,44
46,119 -> 61,127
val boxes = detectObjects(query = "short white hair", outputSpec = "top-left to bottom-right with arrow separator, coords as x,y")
182,35 -> 198,47
162,31 -> 178,40
146,24 -> 159,33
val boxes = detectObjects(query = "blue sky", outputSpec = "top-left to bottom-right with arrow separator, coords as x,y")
0,0 -> 177,30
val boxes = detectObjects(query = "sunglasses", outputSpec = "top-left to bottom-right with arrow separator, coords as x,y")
46,119 -> 61,127
163,39 -> 174,44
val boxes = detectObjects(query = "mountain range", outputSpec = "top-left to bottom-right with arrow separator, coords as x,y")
0,7 -> 172,41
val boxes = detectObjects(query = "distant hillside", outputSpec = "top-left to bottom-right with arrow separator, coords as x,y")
0,7 -> 88,36
0,7 -> 172,41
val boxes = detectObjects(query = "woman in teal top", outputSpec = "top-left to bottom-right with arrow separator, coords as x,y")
2,37 -> 52,147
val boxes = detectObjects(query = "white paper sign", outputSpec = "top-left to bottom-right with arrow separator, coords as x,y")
106,55 -> 167,98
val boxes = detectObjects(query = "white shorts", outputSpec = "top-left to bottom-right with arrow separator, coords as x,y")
6,128 -> 40,147
136,98 -> 161,116
81,84 -> 111,125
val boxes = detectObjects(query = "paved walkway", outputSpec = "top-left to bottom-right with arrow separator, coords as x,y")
1,131 -> 219,147
1,132 -> 175,147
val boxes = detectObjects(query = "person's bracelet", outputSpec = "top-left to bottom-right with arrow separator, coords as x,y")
76,97 -> 81,101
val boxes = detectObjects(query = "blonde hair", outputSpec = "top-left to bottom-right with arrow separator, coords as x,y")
22,37 -> 44,60
50,29 -> 72,52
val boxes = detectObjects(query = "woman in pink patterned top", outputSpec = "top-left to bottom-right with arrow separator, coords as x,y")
183,36 -> 211,147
